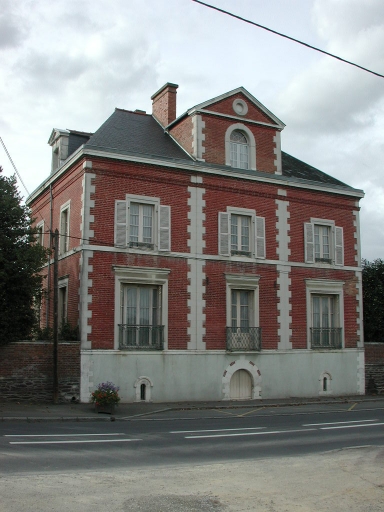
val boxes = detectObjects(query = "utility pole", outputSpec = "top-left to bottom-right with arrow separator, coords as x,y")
52,229 -> 59,404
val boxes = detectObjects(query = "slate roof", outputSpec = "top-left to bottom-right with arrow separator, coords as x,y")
77,108 -> 351,190
84,109 -> 191,162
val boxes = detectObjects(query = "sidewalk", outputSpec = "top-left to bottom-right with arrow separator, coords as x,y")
1,394 -> 383,422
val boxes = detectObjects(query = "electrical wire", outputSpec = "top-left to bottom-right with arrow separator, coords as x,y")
192,0 -> 384,79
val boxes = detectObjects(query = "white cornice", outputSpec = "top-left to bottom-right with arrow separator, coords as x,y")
187,108 -> 283,130
26,146 -> 364,204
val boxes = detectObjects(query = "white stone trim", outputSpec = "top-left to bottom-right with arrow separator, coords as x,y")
232,98 -> 248,116
187,259 -> 206,350
275,199 -> 290,262
134,376 -> 153,402
305,279 -> 345,349
225,123 -> 256,171
113,266 -> 170,350
81,172 -> 95,243
78,250 -> 93,349
355,270 -> 364,348
222,359 -> 262,400
353,208 -> 361,265
191,114 -> 205,161
277,265 -> 292,350
273,131 -> 282,174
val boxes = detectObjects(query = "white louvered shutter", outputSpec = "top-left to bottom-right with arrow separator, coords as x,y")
218,212 -> 230,256
335,226 -> 344,265
159,205 -> 171,251
304,223 -> 314,263
255,216 -> 266,258
115,200 -> 127,247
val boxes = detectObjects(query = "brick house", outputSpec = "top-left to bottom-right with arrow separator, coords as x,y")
27,83 -> 365,402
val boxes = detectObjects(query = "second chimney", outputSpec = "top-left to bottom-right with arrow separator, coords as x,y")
151,82 -> 179,127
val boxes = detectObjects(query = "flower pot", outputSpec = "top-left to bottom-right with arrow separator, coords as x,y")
95,403 -> 116,414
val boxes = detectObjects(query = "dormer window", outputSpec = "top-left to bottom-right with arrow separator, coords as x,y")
225,124 -> 256,171
230,130 -> 249,170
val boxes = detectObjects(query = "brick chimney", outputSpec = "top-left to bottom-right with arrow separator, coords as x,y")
151,83 -> 179,127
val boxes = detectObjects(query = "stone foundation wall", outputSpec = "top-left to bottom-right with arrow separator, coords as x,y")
0,341 -> 80,402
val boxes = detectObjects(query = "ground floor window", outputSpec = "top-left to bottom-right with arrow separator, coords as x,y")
306,279 -> 344,349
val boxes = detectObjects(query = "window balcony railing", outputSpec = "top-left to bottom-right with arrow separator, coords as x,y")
118,325 -> 164,350
226,327 -> 262,352
310,328 -> 342,349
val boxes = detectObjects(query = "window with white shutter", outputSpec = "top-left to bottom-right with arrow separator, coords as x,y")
114,195 -> 170,252
304,219 -> 343,266
218,208 -> 266,259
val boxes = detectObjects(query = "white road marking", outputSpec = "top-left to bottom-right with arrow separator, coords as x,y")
5,433 -> 126,437
320,422 -> 384,430
170,427 -> 265,434
186,428 -> 316,439
303,419 -> 377,427
9,438 -> 142,445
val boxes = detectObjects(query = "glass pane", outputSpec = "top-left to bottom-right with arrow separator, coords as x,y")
126,287 -> 137,325
241,216 -> 249,251
142,205 -> 153,243
152,288 -> 158,326
314,225 -> 320,259
231,290 -> 237,327
129,203 -> 139,242
240,291 -> 249,329
231,215 -> 238,250
322,227 -> 330,259
139,288 -> 150,325
230,142 -> 239,167
240,144 -> 249,170
313,296 -> 320,328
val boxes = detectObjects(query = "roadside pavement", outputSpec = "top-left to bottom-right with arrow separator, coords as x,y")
1,394 -> 383,422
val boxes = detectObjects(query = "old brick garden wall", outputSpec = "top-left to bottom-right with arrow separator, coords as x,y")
0,341 -> 80,402
365,343 -> 384,394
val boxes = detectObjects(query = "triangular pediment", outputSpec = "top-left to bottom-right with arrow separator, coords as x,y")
187,87 -> 285,129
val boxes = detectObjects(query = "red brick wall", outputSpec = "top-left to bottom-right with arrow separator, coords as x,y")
365,343 -> 384,393
0,341 -> 80,402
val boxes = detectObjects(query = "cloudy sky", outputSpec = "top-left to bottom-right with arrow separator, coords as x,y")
1,0 -> 383,261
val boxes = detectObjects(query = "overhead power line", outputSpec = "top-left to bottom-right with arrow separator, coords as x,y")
0,136 -> 31,196
192,0 -> 384,79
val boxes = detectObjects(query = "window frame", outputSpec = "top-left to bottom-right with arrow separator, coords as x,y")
36,220 -> 45,246
226,274 -> 260,330
225,124 -> 256,171
58,277 -> 69,328
113,266 -> 170,350
59,201 -> 71,255
219,207 -> 266,259
304,218 -> 344,266
305,279 -> 344,349
115,194 -> 171,252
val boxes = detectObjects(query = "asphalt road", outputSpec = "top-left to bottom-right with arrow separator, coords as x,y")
1,402 -> 384,474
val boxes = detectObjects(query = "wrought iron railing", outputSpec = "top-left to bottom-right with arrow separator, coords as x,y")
118,325 -> 164,350
310,328 -> 342,349
226,327 -> 262,351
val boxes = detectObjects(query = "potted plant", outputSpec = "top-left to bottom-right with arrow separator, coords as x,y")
91,381 -> 120,414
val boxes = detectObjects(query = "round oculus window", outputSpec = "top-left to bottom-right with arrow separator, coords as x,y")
233,98 -> 248,116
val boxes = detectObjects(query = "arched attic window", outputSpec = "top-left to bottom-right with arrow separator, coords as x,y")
225,124 -> 256,171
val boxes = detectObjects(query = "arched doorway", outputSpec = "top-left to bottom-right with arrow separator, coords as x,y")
230,369 -> 252,399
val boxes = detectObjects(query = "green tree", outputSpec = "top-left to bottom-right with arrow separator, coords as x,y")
0,169 -> 48,344
362,258 -> 384,343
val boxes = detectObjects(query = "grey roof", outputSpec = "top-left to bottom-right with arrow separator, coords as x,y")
84,109 -> 192,161
77,108 -> 351,190
281,152 -> 348,187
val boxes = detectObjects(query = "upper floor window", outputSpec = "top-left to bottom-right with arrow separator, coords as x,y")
59,202 -> 70,255
304,219 -> 343,266
36,221 -> 44,246
115,194 -> 170,252
225,124 -> 256,171
219,208 -> 265,259
230,130 -> 249,170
